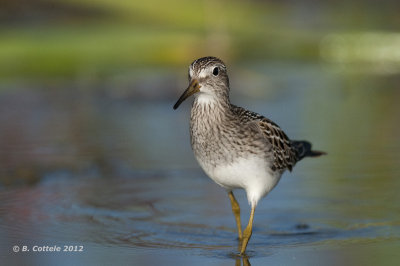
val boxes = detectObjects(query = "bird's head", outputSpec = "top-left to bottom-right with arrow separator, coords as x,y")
173,56 -> 229,109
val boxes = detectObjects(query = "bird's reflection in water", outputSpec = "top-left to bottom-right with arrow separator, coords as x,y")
234,256 -> 251,266
231,241 -> 251,266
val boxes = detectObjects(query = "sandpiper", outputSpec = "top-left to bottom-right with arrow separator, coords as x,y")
173,56 -> 325,255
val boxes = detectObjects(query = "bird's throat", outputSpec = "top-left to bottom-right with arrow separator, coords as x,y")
191,94 -> 231,126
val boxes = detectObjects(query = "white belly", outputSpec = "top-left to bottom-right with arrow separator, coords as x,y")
197,156 -> 282,207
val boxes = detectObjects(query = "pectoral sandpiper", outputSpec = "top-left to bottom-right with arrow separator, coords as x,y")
173,56 -> 325,255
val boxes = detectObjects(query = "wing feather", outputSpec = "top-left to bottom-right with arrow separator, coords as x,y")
231,105 -> 298,171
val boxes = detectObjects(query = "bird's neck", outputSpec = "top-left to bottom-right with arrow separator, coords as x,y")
192,92 -> 231,119
190,94 -> 231,129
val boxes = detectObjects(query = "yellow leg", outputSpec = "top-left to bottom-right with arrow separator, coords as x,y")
240,206 -> 255,255
228,191 -> 242,240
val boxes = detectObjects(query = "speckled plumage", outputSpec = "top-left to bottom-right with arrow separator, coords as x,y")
174,56 -> 325,254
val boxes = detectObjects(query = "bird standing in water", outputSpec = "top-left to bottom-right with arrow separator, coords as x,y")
173,56 -> 325,255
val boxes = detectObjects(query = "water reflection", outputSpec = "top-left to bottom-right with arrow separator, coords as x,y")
234,256 -> 250,266
1,168 -> 398,265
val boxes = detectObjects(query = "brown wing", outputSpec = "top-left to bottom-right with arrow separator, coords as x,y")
231,105 -> 298,171
257,118 -> 297,171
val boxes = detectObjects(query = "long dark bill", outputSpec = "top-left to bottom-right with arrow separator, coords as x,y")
173,79 -> 201,110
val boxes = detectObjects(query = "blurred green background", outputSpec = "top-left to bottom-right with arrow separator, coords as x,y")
2,0 -> 400,82
1,0 -> 400,184
1,1 -> 400,265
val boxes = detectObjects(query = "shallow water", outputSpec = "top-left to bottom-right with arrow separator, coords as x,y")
1,63 -> 400,265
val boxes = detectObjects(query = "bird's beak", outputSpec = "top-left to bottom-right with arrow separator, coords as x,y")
173,79 -> 201,110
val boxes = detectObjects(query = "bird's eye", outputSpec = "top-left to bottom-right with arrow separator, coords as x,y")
212,67 -> 219,76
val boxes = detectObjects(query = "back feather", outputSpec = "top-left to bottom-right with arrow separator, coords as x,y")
231,105 -> 326,171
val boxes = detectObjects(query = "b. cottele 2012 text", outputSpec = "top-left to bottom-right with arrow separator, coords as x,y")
19,245 -> 84,252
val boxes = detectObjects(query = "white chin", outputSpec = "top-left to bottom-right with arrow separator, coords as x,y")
196,92 -> 217,105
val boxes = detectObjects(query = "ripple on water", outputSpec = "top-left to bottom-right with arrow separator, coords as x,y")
1,170 -> 399,261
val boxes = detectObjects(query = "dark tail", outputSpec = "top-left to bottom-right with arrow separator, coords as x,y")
291,140 -> 326,161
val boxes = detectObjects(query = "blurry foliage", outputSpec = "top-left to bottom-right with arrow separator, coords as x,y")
1,0 -> 400,81
1,0 -> 400,187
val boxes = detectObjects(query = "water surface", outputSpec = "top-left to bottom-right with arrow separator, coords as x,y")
1,63 -> 400,265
